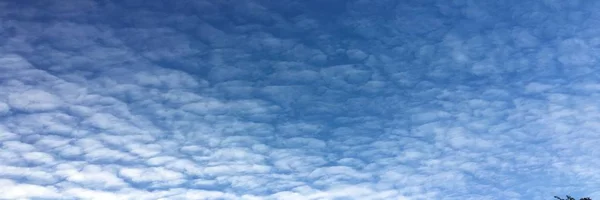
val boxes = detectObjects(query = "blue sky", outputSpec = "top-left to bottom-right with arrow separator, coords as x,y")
1,0 -> 599,199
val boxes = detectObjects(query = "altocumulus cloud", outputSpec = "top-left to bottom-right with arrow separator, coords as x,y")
1,0 -> 600,199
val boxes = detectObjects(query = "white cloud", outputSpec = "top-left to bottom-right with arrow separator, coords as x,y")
203,164 -> 271,176
8,89 -> 63,112
22,151 -> 56,165
0,102 -> 10,115
120,167 -> 185,184
57,164 -> 127,188
0,179 -> 61,199
0,54 -> 34,70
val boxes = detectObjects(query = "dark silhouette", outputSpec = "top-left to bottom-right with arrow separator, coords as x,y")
554,195 -> 592,200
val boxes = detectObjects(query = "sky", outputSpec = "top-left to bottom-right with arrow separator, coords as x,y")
0,0 -> 599,199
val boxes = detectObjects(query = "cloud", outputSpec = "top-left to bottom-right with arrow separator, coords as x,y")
1,0 -> 600,199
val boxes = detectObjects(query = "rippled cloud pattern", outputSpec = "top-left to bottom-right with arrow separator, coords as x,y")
1,0 -> 599,199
